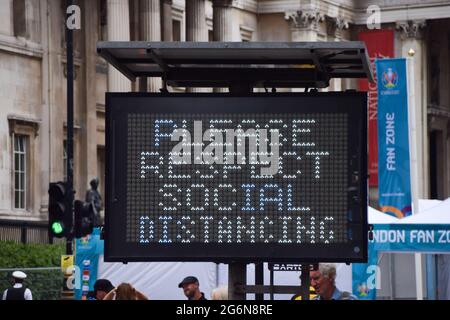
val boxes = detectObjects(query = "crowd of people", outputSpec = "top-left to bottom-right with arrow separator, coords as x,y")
2,263 -> 356,300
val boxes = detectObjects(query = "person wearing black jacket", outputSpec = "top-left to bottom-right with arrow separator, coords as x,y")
178,276 -> 207,300
2,271 -> 32,300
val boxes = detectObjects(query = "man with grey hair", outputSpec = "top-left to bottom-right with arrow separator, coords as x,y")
310,263 -> 357,300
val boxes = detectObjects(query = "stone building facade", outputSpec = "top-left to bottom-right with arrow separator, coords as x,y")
0,0 -> 449,224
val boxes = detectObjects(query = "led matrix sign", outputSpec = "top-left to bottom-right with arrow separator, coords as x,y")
105,93 -> 367,262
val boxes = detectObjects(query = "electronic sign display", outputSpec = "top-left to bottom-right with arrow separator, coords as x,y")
105,93 -> 367,262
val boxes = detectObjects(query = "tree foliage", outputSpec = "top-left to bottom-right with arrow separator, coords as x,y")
0,241 -> 65,300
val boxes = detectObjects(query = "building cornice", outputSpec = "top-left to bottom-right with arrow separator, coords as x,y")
255,0 -> 450,25
0,34 -> 43,59
231,0 -> 258,13
177,0 -> 450,25
257,0 -> 302,14
352,1 -> 450,24
257,0 -> 355,13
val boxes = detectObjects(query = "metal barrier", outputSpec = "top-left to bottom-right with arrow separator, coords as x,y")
0,267 -> 62,300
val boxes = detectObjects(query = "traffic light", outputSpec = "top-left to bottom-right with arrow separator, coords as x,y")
48,182 -> 72,238
74,200 -> 95,238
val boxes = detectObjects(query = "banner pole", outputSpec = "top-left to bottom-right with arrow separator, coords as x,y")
406,58 -> 423,300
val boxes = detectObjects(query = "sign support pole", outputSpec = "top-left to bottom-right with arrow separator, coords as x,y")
269,267 -> 274,300
300,264 -> 311,300
255,263 -> 264,300
228,262 -> 247,300
62,0 -> 75,300
406,58 -> 423,300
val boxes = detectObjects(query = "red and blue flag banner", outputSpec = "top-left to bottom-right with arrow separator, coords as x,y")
358,30 -> 394,187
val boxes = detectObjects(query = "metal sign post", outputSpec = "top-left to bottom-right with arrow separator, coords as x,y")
228,263 -> 247,300
62,0 -> 74,300
300,264 -> 311,300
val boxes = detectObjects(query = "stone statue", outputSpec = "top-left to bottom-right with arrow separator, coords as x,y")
85,177 -> 102,227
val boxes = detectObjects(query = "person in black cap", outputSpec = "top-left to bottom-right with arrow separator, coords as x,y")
178,276 -> 207,300
93,279 -> 114,300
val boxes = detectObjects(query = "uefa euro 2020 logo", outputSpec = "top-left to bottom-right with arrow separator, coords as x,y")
381,67 -> 398,89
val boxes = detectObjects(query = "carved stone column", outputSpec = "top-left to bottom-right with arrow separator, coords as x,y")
139,0 -> 161,92
212,0 -> 234,42
107,0 -> 131,92
212,0 -> 236,92
186,0 -> 208,92
186,0 -> 207,42
162,0 -> 173,41
397,20 -> 428,199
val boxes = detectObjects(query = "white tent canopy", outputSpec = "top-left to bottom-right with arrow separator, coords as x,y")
98,207 -> 384,300
98,203 -> 449,300
402,198 -> 450,224
418,199 -> 443,213
368,206 -> 400,224
367,199 -> 450,225
98,260 -> 218,300
364,198 -> 450,300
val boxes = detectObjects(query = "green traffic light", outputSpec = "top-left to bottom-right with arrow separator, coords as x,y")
51,221 -> 64,235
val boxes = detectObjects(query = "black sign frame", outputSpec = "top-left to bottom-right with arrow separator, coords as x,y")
105,92 -> 368,263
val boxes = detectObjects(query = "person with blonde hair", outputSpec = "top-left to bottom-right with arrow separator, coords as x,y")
103,283 -> 148,300
211,286 -> 228,300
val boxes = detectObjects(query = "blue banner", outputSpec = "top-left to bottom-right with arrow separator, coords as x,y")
74,228 -> 104,300
376,58 -> 412,218
370,224 -> 450,252
352,223 -> 450,299
352,241 -> 378,300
